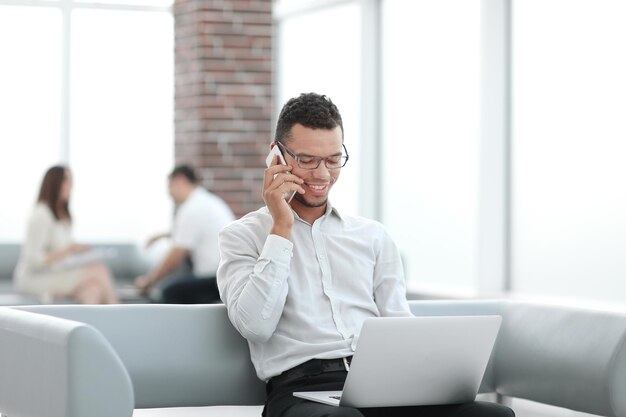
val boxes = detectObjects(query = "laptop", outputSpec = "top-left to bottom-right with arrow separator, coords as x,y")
293,315 -> 501,408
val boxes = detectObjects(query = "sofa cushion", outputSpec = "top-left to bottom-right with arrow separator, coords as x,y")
133,405 -> 263,417
18,304 -> 267,408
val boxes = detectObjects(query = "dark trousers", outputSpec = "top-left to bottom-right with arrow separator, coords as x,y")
264,369 -> 515,417
160,275 -> 221,304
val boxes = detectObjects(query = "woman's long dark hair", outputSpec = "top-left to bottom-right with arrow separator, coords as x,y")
38,165 -> 71,221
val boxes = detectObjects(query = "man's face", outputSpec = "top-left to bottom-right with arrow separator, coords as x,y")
168,176 -> 184,204
282,123 -> 344,209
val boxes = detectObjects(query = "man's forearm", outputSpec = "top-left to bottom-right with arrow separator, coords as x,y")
147,247 -> 188,284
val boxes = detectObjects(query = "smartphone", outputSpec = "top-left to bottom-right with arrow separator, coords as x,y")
265,144 -> 287,167
266,145 -> 297,203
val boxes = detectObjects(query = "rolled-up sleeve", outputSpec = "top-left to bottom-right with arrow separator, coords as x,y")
218,226 -> 292,343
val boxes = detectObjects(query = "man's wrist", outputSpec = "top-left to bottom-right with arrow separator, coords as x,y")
270,224 -> 292,239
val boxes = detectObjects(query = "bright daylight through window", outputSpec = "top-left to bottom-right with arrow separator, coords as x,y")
0,0 -> 174,244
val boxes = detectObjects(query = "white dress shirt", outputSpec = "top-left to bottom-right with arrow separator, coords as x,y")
173,187 -> 235,277
217,203 -> 412,381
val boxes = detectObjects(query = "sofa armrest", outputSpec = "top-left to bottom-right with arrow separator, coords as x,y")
0,307 -> 134,417
496,301 -> 626,417
408,299 -> 626,417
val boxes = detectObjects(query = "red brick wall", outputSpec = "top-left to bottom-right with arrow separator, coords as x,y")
174,0 -> 272,218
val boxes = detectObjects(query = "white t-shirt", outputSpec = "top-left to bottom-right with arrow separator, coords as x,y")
172,188 -> 235,277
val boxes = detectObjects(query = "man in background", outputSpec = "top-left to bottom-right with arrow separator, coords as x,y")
135,164 -> 235,303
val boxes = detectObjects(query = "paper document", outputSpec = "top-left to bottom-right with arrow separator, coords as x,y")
60,247 -> 117,269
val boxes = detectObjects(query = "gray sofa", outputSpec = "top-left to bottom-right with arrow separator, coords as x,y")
1,300 -> 626,417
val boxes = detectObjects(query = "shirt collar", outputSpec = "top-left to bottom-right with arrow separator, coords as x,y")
326,201 -> 343,221
181,186 -> 201,204
292,201 -> 343,224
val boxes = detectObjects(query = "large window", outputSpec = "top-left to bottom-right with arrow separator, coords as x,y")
0,6 -> 63,241
0,0 -> 173,243
511,0 -> 626,305
276,0 -> 626,308
381,0 -> 482,293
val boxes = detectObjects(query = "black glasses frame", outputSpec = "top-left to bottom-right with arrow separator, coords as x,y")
275,141 -> 349,170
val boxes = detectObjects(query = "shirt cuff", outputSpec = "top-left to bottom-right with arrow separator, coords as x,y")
260,234 -> 293,264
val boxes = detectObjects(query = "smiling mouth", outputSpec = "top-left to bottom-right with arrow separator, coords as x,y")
303,182 -> 331,196
307,183 -> 328,191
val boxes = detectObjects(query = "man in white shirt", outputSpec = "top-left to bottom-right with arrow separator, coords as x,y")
217,93 -> 514,417
136,165 -> 235,303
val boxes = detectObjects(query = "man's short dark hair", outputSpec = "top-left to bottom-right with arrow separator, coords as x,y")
169,164 -> 198,184
274,93 -> 344,144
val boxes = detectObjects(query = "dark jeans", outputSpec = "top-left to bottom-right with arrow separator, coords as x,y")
264,369 -> 515,417
158,274 -> 221,304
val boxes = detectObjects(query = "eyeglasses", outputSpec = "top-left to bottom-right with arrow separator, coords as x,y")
275,141 -> 349,170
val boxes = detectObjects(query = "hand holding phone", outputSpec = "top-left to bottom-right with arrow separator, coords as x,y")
265,144 -> 287,168
265,145 -> 297,203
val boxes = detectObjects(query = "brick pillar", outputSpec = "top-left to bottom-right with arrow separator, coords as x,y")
174,0 -> 272,218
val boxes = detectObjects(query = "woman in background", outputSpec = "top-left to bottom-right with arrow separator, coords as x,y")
13,165 -> 118,304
